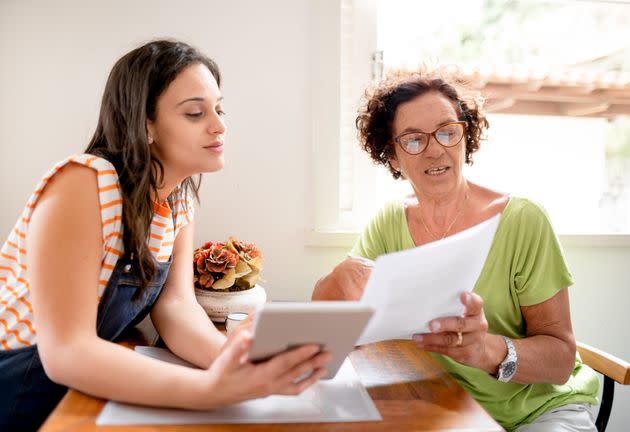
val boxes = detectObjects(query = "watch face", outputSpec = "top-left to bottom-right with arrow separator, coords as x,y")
502,361 -> 517,378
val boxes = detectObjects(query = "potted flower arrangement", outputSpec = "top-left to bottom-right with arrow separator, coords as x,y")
193,237 -> 267,322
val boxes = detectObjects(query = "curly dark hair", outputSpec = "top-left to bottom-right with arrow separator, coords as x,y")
356,68 -> 489,179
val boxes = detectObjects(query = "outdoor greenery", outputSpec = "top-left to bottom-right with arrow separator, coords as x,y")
381,0 -> 630,72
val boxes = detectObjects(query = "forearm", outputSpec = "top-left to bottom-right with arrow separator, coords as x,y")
312,274 -> 344,300
44,337 -> 212,409
481,333 -> 575,384
151,297 -> 226,368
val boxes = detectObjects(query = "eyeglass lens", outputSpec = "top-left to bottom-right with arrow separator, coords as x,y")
401,123 -> 463,154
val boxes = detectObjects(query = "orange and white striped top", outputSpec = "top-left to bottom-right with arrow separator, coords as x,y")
0,154 -> 195,350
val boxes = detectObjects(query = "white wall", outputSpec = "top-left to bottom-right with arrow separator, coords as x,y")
0,0 -> 345,300
1,1 -> 628,430
565,245 -> 630,432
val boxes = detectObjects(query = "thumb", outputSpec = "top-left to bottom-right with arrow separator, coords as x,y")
219,330 -> 253,368
461,292 -> 483,316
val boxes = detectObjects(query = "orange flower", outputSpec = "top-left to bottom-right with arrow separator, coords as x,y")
194,238 -> 263,291
204,243 -> 237,273
229,237 -> 262,260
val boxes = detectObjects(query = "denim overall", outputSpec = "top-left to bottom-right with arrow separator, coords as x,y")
0,255 -> 172,431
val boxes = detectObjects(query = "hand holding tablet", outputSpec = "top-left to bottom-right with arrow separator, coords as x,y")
248,302 -> 375,379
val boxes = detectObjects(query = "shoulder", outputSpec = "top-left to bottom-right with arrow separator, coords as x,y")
31,154 -> 121,225
29,161 -> 102,240
39,154 -> 121,204
36,161 -> 99,212
376,199 -> 405,222
468,182 -> 509,214
38,154 -> 117,190
43,160 -> 99,198
361,199 -> 405,234
66,154 -> 118,175
504,196 -> 550,222
361,199 -> 406,241
499,197 -> 559,247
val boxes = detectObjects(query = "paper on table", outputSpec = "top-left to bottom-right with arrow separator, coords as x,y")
356,214 -> 501,345
96,346 -> 381,425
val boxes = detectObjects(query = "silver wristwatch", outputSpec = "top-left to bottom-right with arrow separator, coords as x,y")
496,336 -> 518,383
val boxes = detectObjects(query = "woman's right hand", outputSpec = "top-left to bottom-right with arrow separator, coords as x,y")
311,256 -> 374,300
196,330 -> 331,409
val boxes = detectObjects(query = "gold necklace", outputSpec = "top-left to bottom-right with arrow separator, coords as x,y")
419,194 -> 469,241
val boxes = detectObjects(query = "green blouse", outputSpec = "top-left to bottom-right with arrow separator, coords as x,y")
350,197 -> 599,431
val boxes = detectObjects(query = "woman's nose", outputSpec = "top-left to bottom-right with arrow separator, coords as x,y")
423,134 -> 444,158
209,113 -> 226,136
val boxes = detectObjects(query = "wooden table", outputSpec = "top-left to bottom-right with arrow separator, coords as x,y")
40,319 -> 502,431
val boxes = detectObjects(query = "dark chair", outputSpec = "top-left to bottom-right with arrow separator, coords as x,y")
577,342 -> 630,431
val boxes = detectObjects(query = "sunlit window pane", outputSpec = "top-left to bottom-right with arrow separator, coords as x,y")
343,0 -> 630,234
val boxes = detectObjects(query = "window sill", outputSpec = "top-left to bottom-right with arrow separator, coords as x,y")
306,230 -> 630,248
557,234 -> 630,248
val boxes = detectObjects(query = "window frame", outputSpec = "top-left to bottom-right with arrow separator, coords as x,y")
307,0 -> 630,248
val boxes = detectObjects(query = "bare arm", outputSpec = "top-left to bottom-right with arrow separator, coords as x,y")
311,256 -> 374,301
511,288 -> 576,383
29,164 -> 330,409
413,289 -> 576,385
151,219 -> 226,368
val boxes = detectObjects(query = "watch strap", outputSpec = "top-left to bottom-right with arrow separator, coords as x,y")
496,336 -> 518,382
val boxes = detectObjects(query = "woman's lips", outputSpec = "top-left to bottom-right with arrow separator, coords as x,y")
205,143 -> 224,153
424,166 -> 449,176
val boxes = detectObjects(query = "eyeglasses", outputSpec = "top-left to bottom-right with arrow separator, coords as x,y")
394,121 -> 466,155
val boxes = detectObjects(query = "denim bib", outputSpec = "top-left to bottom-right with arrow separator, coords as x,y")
0,255 -> 172,431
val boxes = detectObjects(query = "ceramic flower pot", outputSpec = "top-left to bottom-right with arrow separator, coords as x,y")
194,284 -> 267,323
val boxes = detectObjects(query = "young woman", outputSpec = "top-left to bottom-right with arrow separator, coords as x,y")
0,39 -> 330,431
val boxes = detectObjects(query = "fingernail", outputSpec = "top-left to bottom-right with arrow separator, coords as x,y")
412,334 -> 423,343
430,321 -> 441,332
463,292 -> 472,302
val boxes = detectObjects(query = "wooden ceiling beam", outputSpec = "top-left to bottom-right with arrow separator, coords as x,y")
481,85 -> 630,105
564,103 -> 610,116
485,100 -> 630,118
486,100 -> 565,116
485,98 -> 516,112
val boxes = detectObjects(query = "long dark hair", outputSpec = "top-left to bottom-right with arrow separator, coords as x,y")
85,39 -> 221,294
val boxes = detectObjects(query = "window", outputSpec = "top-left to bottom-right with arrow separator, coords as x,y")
322,0 -> 630,241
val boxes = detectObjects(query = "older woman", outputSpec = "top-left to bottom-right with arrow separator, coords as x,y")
312,71 -> 599,431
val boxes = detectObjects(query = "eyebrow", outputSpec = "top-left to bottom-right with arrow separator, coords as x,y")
176,96 -> 224,107
397,118 -> 458,135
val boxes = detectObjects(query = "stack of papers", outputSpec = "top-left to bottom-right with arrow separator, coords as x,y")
357,214 -> 500,345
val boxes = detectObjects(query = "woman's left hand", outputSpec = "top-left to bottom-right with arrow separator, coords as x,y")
412,292 -> 490,369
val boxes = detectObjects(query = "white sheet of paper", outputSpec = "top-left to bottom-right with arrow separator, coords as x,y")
96,346 -> 381,425
356,214 -> 501,345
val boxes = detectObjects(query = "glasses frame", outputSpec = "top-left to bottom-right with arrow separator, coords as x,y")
393,121 -> 467,155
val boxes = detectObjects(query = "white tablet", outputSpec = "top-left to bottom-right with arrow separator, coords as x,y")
249,302 -> 375,379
